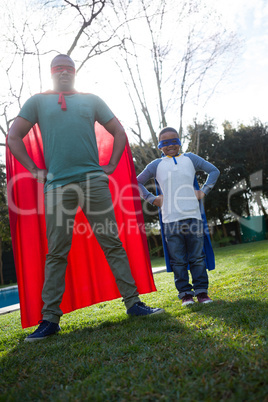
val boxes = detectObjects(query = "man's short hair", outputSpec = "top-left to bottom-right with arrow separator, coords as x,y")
50,54 -> 75,68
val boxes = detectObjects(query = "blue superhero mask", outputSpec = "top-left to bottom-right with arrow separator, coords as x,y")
158,137 -> 181,149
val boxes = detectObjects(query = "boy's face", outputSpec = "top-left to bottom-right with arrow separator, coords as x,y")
159,132 -> 181,157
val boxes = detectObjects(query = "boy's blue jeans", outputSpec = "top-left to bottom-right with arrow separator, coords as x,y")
164,218 -> 208,299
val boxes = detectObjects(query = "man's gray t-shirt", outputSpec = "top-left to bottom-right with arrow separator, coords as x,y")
19,93 -> 114,192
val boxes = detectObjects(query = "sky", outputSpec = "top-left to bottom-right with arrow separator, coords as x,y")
1,0 -> 268,161
194,0 -> 268,132
72,0 -> 268,139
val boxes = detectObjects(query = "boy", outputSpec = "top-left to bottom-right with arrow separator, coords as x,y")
137,127 -> 220,306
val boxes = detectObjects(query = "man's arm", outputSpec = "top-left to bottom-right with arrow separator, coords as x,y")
8,117 -> 48,183
102,117 -> 126,175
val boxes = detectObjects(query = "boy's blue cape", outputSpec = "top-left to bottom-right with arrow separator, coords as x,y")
155,177 -> 215,272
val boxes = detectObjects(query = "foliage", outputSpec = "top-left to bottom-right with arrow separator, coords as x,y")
223,120 -> 268,212
0,165 -> 11,244
130,141 -> 160,225
0,164 -> 11,285
187,119 -> 268,226
130,119 -> 268,234
187,119 -> 229,224
130,141 -> 160,177
0,241 -> 267,401
210,230 -> 233,248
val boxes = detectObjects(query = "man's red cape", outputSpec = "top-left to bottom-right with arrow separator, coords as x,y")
6,123 -> 156,328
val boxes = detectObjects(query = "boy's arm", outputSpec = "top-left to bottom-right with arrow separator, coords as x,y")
137,160 -> 161,205
185,153 -> 220,195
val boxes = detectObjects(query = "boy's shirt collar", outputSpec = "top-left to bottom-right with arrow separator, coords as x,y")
165,153 -> 181,158
164,153 -> 181,165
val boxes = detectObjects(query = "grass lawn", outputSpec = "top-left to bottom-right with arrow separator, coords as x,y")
0,240 -> 267,401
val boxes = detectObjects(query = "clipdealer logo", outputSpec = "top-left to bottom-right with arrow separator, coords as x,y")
228,170 -> 264,233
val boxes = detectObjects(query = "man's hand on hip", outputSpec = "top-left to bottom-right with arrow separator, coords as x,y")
102,163 -> 116,176
31,167 -> 48,184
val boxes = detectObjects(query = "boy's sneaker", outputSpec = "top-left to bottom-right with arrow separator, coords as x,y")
181,294 -> 195,306
127,301 -> 164,316
197,293 -> 213,304
24,320 -> 61,342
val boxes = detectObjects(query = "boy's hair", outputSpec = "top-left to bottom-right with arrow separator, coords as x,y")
158,127 -> 179,141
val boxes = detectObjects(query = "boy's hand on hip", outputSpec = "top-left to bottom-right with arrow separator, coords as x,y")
153,195 -> 163,207
195,190 -> 205,200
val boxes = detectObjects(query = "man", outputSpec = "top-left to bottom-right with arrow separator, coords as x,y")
8,54 -> 164,342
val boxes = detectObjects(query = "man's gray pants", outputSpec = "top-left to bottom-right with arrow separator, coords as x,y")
42,174 -> 140,323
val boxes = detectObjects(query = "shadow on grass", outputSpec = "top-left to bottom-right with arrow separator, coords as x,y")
188,298 -> 268,332
0,305 -> 267,401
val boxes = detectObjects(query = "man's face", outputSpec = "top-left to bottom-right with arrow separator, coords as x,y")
51,55 -> 75,92
159,132 -> 181,157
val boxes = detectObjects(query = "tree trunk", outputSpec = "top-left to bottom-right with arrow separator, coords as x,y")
0,237 -> 4,285
150,234 -> 161,257
221,222 -> 228,238
260,198 -> 268,218
236,220 -> 242,243
214,221 -> 221,235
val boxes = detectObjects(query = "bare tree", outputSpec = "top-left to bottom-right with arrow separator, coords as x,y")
108,0 -> 240,163
0,0 -> 240,154
0,0 -> 122,144
109,0 -> 170,152
0,0 -> 57,139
